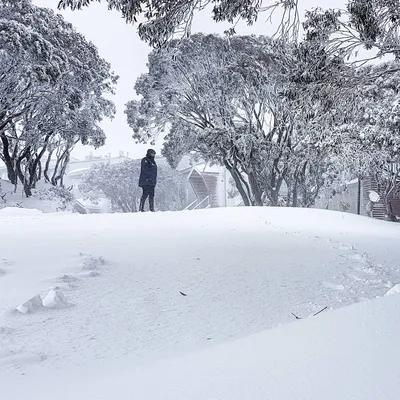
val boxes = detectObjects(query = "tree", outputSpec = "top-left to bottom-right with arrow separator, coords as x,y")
58,0 -> 300,46
127,33 -> 352,208
127,34 -> 292,206
79,160 -> 186,212
332,60 -> 400,219
304,1 -> 400,66
0,0 -> 117,196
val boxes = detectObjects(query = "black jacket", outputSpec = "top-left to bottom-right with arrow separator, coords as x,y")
139,157 -> 157,187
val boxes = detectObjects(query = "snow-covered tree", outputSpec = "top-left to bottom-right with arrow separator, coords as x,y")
332,61 -> 400,219
79,160 -> 186,212
126,33 -> 350,207
304,1 -> 400,65
0,0 -> 117,196
59,0 -> 300,46
127,34 -> 291,206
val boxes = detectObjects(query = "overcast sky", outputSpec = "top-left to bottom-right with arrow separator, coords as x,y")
33,0 -> 344,160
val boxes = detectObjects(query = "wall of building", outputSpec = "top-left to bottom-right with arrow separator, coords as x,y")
314,180 -> 366,215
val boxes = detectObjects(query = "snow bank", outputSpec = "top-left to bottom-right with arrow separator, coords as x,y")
15,288 -> 72,313
3,294 -> 400,400
42,288 -> 73,309
0,207 -> 399,396
257,205 -> 398,237
0,179 -> 73,213
386,283 -> 400,296
16,295 -> 43,314
0,207 -> 43,216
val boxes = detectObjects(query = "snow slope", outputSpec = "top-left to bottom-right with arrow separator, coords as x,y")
0,179 -> 73,212
3,293 -> 400,400
0,207 -> 399,398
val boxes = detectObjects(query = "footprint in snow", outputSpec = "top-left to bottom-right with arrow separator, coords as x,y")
0,326 -> 14,336
59,274 -> 80,284
80,256 -> 107,271
336,244 -> 355,251
0,259 -> 13,277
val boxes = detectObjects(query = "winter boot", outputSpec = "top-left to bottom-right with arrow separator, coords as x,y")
139,198 -> 145,212
149,199 -> 155,212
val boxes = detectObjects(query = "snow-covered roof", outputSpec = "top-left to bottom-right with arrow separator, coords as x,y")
66,167 -> 91,176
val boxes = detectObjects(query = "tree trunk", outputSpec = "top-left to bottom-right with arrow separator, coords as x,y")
292,175 -> 299,207
44,150 -> 53,183
37,161 -> 42,182
15,150 -> 27,185
383,174 -> 397,221
51,150 -> 66,186
52,150 -> 70,187
248,171 -> 263,206
0,133 -> 17,184
224,161 -> 251,206
15,148 -> 32,197
28,132 -> 53,188
270,190 -> 279,206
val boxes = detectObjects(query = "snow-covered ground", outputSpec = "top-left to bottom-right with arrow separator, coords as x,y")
1,207 -> 399,399
0,179 -> 73,213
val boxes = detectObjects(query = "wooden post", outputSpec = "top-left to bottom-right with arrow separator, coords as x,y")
357,176 -> 362,215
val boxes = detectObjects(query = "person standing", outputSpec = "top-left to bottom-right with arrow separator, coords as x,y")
139,149 -> 157,212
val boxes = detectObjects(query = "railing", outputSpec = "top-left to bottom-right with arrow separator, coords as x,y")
74,200 -> 87,214
184,198 -> 198,211
184,195 -> 211,211
74,199 -> 103,214
195,195 -> 210,210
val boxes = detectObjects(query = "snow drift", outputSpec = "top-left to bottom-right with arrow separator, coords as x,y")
0,207 -> 399,399
3,293 -> 400,400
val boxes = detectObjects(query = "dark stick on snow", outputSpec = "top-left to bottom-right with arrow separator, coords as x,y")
179,291 -> 187,296
313,306 -> 328,316
291,312 -> 301,320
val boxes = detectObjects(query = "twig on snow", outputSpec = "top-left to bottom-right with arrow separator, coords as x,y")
291,306 -> 328,320
291,312 -> 302,320
313,306 -> 328,317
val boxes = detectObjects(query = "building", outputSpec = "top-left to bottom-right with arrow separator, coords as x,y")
314,176 -> 400,221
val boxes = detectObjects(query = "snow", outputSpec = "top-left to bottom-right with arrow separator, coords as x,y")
16,295 -> 43,314
0,207 -> 43,216
0,207 -> 399,399
66,167 -> 91,176
42,288 -> 73,309
0,179 -> 72,213
386,283 -> 400,296
4,293 -> 400,400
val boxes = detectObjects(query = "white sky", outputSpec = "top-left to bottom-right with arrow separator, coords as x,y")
32,0 -> 345,160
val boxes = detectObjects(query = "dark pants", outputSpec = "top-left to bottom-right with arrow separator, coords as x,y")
140,185 -> 155,211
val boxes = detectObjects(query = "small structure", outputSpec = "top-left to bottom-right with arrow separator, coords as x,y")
315,175 -> 400,221
362,176 -> 400,221
182,167 -> 220,210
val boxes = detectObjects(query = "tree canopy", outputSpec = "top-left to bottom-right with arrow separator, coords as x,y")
0,0 -> 117,196
59,0 -> 400,58
58,0 -> 299,46
126,33 -> 350,207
